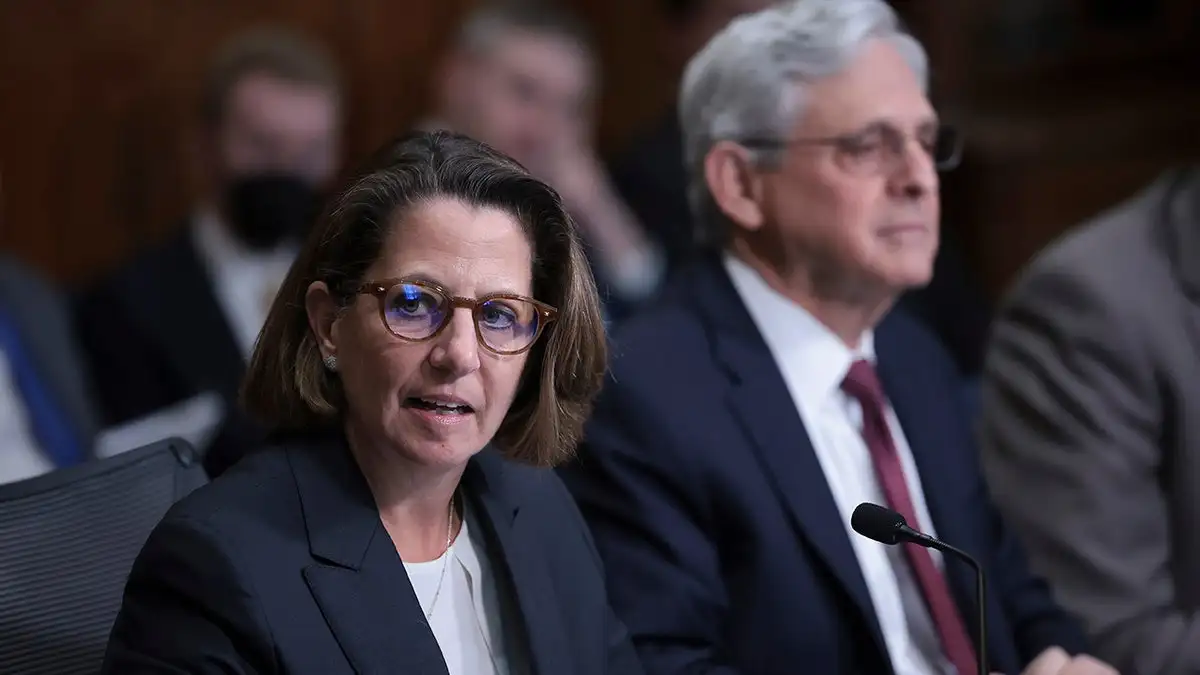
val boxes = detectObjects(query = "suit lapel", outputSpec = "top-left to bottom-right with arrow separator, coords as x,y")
290,437 -> 448,675
464,452 -> 572,675
690,259 -> 887,653
129,231 -> 245,400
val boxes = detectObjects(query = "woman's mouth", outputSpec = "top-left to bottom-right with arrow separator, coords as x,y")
403,397 -> 475,416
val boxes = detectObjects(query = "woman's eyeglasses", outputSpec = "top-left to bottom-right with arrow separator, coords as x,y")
355,279 -> 557,356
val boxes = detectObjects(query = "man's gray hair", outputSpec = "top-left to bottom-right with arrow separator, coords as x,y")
678,0 -> 929,247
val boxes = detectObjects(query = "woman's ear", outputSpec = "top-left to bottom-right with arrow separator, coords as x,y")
305,281 -> 339,359
703,140 -> 766,233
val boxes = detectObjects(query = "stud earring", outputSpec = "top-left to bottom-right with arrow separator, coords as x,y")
323,354 -> 338,372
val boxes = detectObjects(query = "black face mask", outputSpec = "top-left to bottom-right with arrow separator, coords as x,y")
223,174 -> 321,251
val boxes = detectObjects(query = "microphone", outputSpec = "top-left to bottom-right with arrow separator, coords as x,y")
851,502 -> 988,675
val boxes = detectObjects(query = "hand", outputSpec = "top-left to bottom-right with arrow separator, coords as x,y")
528,125 -> 664,299
993,646 -> 1119,675
529,134 -> 610,214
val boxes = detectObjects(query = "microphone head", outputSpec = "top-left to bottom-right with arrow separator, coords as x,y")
851,502 -> 908,545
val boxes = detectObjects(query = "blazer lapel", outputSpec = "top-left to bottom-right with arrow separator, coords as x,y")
290,438 -> 448,675
690,259 -> 887,653
464,451 -> 573,675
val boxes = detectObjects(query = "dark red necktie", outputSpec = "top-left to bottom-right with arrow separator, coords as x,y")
842,359 -> 978,675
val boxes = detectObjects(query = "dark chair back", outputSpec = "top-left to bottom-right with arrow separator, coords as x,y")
0,437 -> 206,675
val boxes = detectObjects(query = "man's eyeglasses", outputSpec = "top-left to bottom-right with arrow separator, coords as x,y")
736,122 -> 962,175
355,279 -> 558,356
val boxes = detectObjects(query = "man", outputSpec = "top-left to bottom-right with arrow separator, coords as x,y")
559,2 -> 1114,674
74,28 -> 342,478
981,167 -> 1200,675
0,255 -> 99,483
611,0 -> 992,376
426,1 -> 663,323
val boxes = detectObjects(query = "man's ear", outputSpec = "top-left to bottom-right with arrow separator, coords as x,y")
305,281 -> 339,359
703,141 -> 766,233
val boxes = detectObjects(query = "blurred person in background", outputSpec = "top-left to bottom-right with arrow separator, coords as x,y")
74,28 -> 343,479
561,1 -> 1113,673
101,131 -> 642,675
425,0 -> 664,324
0,254 -> 100,483
981,166 -> 1200,675
611,0 -> 992,378
609,0 -> 773,275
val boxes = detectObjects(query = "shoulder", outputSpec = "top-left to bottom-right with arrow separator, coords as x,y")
876,307 -> 964,392
1004,176 -> 1174,318
155,445 -> 300,552
84,229 -> 196,300
606,282 -> 715,387
594,301 -> 724,445
878,307 -> 955,363
0,256 -> 65,320
127,444 -> 308,613
0,255 -> 51,294
74,231 -> 200,342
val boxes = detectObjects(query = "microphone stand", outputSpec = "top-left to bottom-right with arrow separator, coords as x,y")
911,532 -> 988,675
852,503 -> 989,675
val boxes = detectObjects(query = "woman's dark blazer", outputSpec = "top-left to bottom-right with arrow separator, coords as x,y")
100,434 -> 643,674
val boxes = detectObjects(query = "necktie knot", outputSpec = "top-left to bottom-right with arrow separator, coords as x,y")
841,358 -> 885,407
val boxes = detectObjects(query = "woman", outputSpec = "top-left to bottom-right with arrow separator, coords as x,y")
101,131 -> 642,675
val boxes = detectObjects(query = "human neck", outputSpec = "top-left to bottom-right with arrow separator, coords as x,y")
345,423 -> 465,563
728,239 -> 895,349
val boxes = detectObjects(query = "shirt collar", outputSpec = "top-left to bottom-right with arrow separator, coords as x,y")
723,253 -> 875,407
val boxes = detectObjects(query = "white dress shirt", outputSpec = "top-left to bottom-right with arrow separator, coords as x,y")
191,209 -> 297,359
404,502 -> 523,675
0,347 -> 54,484
724,254 -> 955,675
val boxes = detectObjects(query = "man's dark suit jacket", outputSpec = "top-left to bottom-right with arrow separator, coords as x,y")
102,434 -> 643,675
558,256 -> 1086,675
73,230 -> 263,478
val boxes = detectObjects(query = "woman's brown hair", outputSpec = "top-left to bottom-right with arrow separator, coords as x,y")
241,130 -> 608,467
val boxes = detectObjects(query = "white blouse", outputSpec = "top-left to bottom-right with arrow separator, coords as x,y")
404,503 -> 524,675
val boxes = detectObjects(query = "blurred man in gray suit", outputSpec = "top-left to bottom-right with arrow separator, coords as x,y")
981,167 -> 1200,675
0,256 -> 99,483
